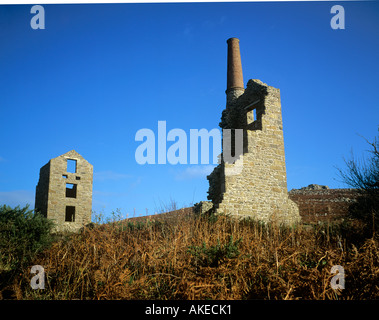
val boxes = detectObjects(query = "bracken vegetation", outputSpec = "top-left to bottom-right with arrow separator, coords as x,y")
2,207 -> 378,300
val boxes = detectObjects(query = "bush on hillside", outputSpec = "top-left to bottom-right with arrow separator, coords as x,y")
0,205 -> 54,273
337,129 -> 379,236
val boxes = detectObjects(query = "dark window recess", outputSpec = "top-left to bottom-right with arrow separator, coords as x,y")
67,159 -> 77,173
65,206 -> 75,222
76,176 -> 81,180
65,183 -> 77,198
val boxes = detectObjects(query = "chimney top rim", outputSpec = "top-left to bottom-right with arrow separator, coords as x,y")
227,37 -> 240,43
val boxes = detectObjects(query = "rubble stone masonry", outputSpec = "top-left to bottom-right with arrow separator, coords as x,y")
35,150 -> 93,232
206,38 -> 300,224
207,78 -> 301,225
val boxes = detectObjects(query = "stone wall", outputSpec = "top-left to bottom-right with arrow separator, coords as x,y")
207,79 -> 301,225
35,150 -> 93,232
35,162 -> 50,219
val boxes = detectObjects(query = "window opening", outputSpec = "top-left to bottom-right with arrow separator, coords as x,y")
65,206 -> 75,222
67,159 -> 77,173
65,183 -> 77,198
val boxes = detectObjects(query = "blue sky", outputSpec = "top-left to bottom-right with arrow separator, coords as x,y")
0,2 -> 378,219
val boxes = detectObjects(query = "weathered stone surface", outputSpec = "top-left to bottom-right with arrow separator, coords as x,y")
193,201 -> 214,215
35,150 -> 93,232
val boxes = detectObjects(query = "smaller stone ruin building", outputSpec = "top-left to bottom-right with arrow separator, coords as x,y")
35,150 -> 93,232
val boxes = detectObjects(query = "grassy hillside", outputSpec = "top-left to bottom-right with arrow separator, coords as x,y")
7,209 -> 378,300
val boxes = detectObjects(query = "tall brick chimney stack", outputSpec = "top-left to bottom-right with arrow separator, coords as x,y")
226,37 -> 245,105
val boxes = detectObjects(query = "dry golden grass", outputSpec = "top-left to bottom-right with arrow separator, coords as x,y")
14,211 -> 379,300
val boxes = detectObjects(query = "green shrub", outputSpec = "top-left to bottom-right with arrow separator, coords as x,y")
188,235 -> 242,267
0,205 -> 54,272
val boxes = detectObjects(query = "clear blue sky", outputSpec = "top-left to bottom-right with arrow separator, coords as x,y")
1,2 -> 378,219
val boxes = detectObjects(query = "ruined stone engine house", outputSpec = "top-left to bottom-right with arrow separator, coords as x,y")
207,38 -> 300,225
35,150 -> 93,232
